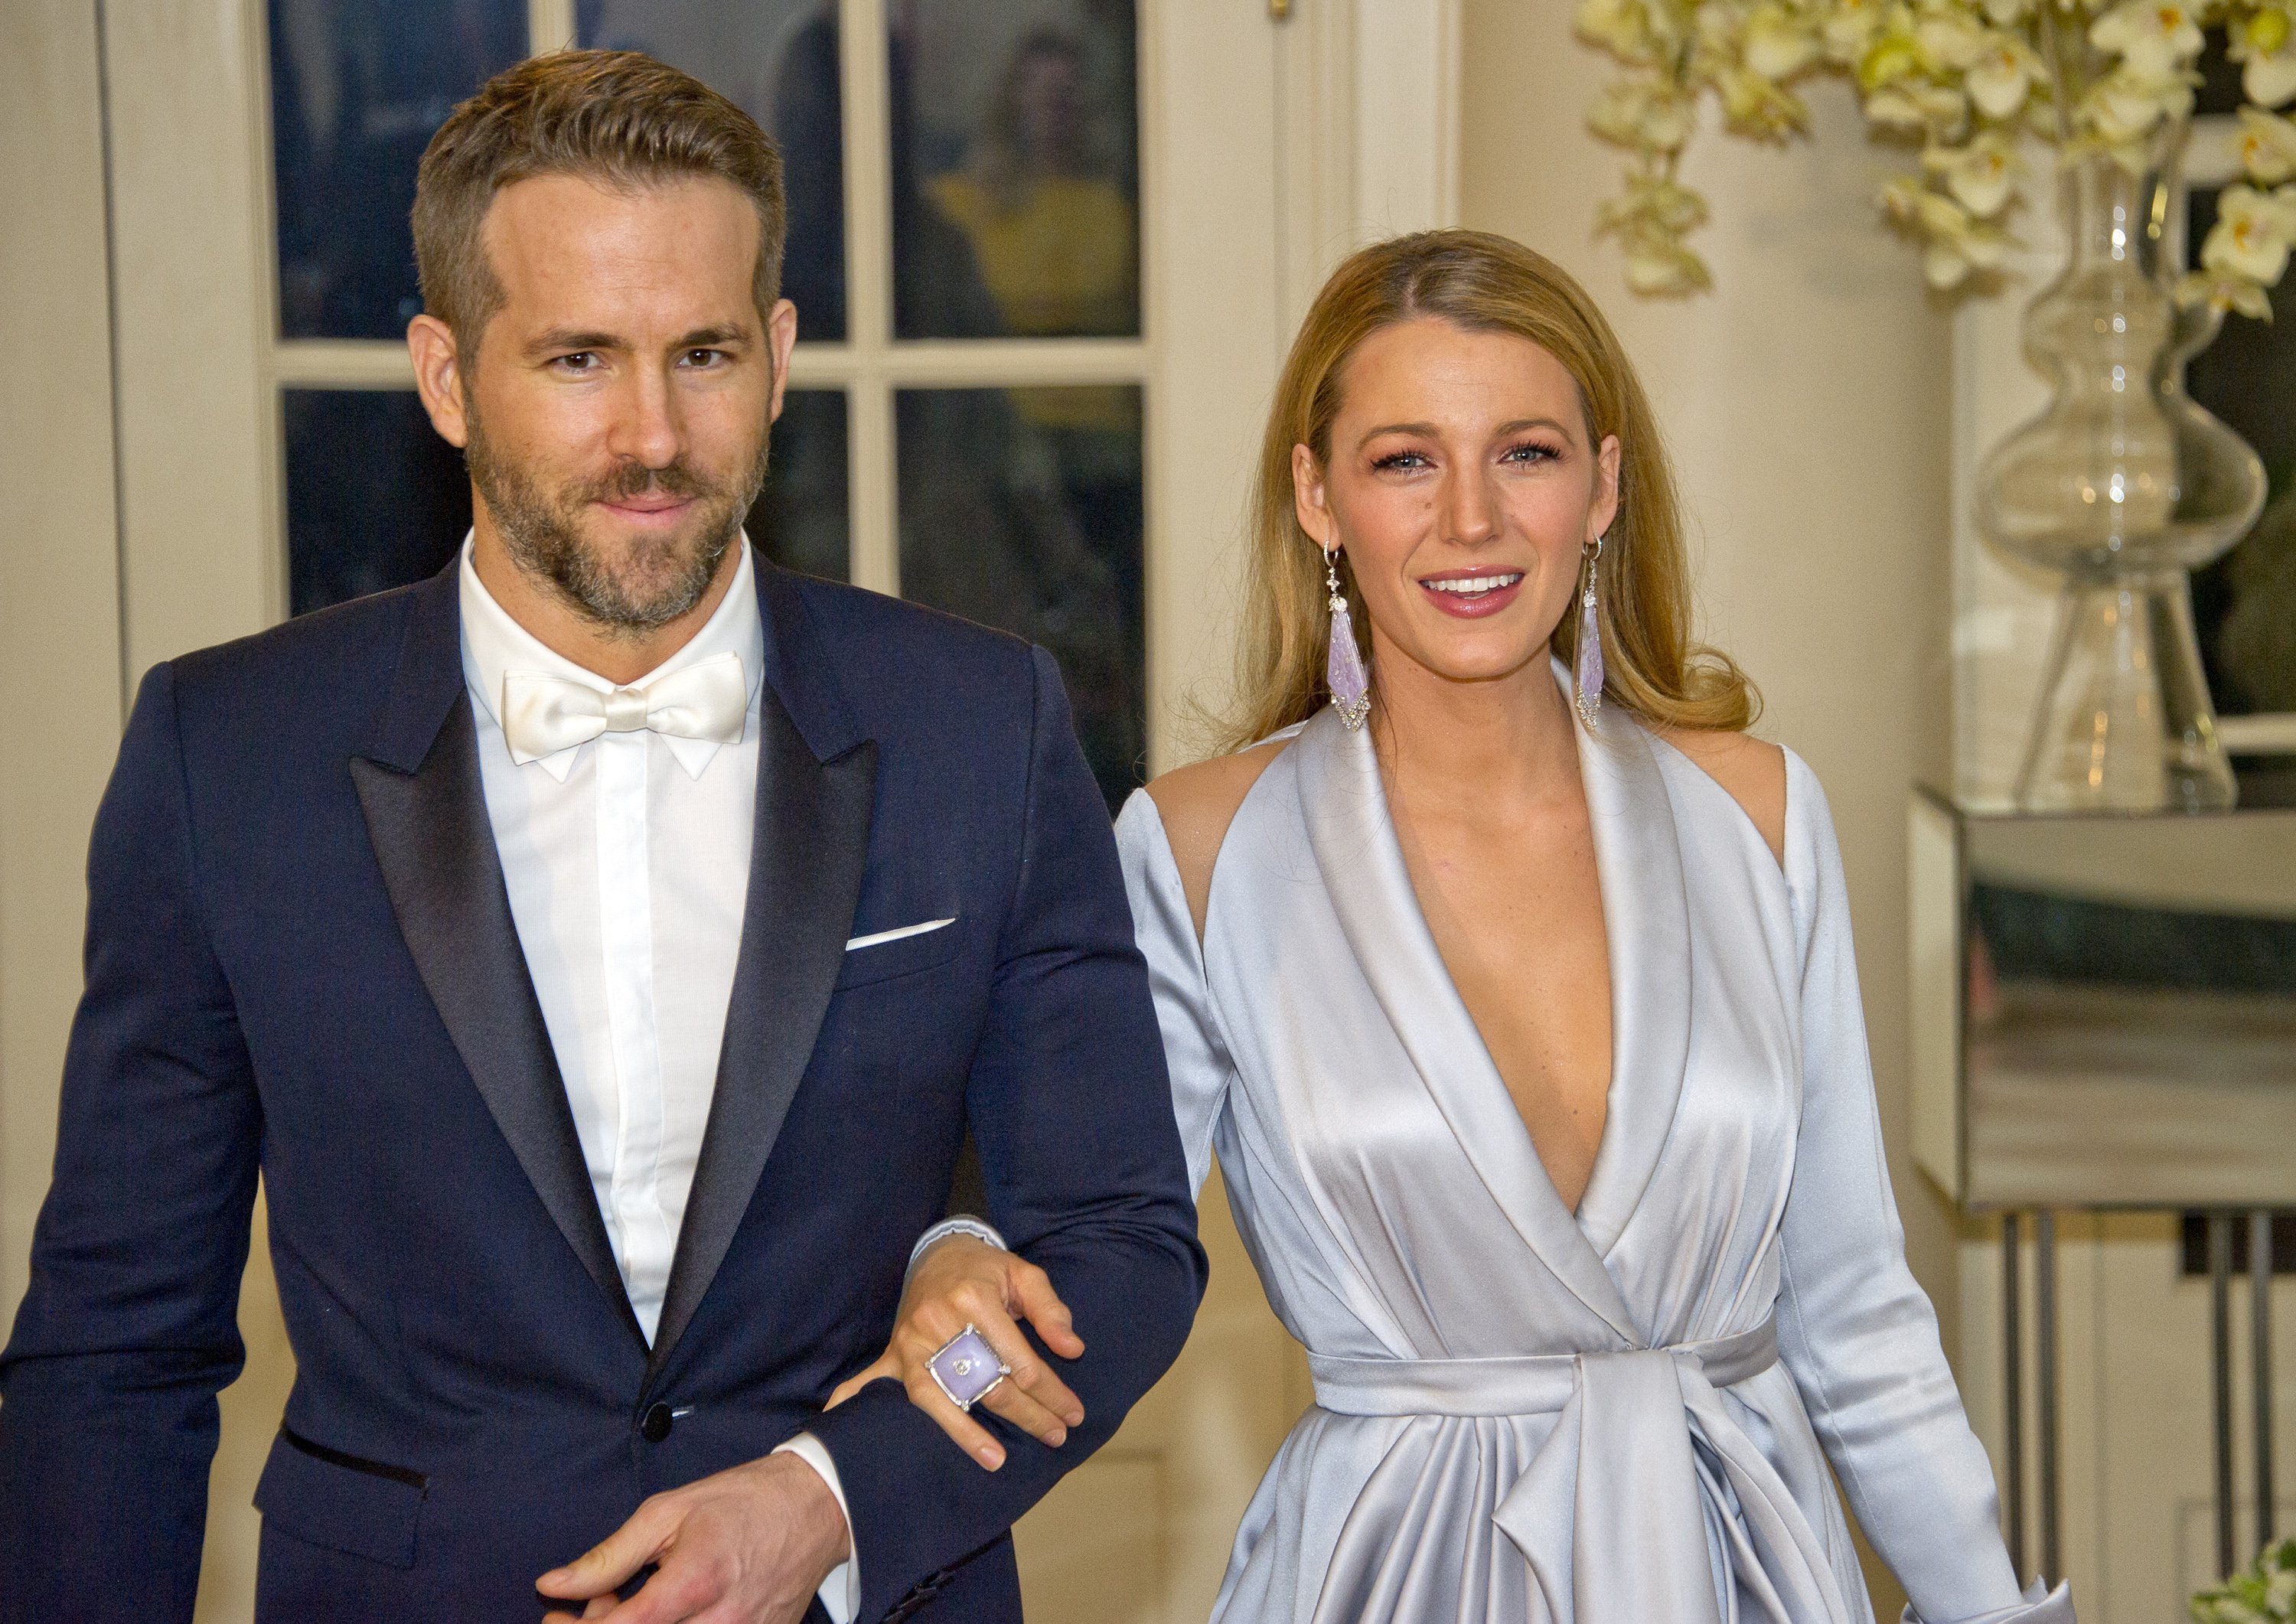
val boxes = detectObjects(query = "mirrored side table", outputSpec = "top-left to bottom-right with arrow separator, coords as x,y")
1909,791 -> 2296,1590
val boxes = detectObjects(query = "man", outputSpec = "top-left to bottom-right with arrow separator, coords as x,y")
0,51 -> 1202,1623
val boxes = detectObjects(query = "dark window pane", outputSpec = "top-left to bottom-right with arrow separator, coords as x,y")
2185,183 -> 2296,799
579,1 -> 847,342
895,386 -> 1143,809
269,0 -> 527,339
285,389 -> 470,614
890,2 -> 1140,341
749,390 -> 848,581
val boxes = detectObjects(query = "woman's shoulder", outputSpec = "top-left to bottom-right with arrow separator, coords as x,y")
1645,723 -> 1788,869
1143,735 -> 1296,940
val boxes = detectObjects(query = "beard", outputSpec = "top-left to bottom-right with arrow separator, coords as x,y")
464,406 -> 772,636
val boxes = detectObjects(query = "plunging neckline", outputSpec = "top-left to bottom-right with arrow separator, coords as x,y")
1281,670 -> 1696,1334
1372,717 -> 1616,1219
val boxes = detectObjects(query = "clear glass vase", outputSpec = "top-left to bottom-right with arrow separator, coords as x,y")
1975,139 -> 2265,813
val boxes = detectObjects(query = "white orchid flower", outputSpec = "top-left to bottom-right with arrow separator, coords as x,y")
1925,133 -> 2019,216
2083,65 -> 2196,146
1965,31 -> 2045,117
1577,0 -> 1658,61
1600,174 -> 1710,234
1744,4 -> 1825,77
2201,183 -> 2296,285
2244,30 -> 2296,109
1721,65 -> 1809,134
1822,0 -> 1891,60
2088,0 -> 2205,78
1590,80 -> 1698,152
2239,106 -> 2296,183
1622,236 -> 1713,296
1916,13 -> 1989,67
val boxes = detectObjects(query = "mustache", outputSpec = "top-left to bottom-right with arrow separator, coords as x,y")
574,459 -> 722,505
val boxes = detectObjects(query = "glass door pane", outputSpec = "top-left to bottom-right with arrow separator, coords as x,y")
891,2 -> 1140,341
580,0 -> 849,342
284,389 -> 471,612
269,0 -> 527,338
895,386 -> 1143,808
749,389 -> 850,582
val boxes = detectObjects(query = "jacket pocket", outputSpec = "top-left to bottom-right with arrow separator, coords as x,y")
253,1425 -> 426,1569
835,917 -> 964,990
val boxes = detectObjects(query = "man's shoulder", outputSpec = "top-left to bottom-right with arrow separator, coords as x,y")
776,571 -> 1037,703
163,578 -> 435,733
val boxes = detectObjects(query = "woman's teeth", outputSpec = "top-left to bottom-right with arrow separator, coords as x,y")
1424,573 -> 1523,595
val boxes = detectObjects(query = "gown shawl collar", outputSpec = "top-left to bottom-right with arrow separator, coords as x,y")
1289,667 -> 1691,1341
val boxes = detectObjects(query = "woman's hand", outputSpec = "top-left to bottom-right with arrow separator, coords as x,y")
827,1236 -> 1086,1471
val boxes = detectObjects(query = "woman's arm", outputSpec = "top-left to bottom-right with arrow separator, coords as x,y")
832,785 -> 1247,1465
1773,754 -> 2072,1624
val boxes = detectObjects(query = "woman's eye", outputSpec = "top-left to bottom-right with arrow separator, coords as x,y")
1503,441 -> 1560,465
1371,450 -> 1431,471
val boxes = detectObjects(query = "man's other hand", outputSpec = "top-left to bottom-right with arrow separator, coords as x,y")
537,1451 -> 850,1623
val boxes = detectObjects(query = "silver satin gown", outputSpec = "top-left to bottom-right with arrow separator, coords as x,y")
1113,693 -> 2075,1624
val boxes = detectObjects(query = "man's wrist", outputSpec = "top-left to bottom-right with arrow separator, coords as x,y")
758,1449 -> 851,1570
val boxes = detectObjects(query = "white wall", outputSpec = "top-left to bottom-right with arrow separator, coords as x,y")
0,0 -> 125,1361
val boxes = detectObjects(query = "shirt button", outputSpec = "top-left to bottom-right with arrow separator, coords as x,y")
640,1401 -> 675,1443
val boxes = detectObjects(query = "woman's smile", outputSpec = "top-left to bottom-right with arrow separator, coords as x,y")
1417,568 -> 1526,618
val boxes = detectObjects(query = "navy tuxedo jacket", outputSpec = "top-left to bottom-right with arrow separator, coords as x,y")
0,559 -> 1204,1622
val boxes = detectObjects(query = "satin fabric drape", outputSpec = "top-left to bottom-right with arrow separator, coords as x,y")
1114,681 -> 2073,1624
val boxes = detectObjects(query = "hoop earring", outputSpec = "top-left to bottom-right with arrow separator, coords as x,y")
1574,535 -> 1606,729
1323,547 -> 1371,731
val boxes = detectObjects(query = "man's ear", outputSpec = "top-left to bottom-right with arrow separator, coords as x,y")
408,315 -> 470,448
764,298 -> 797,424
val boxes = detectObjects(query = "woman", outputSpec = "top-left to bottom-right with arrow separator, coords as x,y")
839,230 -> 2071,1624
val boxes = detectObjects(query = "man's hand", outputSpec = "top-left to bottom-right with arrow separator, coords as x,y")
826,1235 -> 1084,1471
536,1451 -> 850,1624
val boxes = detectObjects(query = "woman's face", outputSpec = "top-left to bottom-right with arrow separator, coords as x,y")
1293,318 -> 1619,694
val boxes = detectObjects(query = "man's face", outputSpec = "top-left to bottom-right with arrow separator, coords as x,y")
447,173 -> 788,634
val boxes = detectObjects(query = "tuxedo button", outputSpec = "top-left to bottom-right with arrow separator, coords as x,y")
640,1402 -> 675,1443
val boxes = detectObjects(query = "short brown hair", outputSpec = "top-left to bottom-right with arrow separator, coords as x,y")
1217,229 -> 1756,752
413,50 -> 787,352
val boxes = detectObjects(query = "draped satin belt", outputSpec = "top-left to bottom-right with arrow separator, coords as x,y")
1310,1319 -> 1857,1624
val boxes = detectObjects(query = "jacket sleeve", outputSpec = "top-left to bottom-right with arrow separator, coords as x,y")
1771,753 -> 2072,1624
0,662 -> 263,1623
805,647 -> 1207,1621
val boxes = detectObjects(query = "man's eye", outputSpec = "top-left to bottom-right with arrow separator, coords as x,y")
680,349 -> 726,368
553,352 -> 598,373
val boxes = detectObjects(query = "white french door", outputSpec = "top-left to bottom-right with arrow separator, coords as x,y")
6,0 -> 1460,1616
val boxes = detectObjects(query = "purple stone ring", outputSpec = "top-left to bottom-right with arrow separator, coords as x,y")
927,1323 -> 1011,1412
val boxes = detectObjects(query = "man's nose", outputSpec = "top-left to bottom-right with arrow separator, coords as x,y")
607,366 -> 683,469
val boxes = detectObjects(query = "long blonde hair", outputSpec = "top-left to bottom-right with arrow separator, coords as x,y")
1215,230 -> 1756,753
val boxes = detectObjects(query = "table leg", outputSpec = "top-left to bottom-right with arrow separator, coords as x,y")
2254,1209 -> 2275,1554
2004,1211 -> 2025,1581
2037,1208 -> 2060,1584
2212,1211 -> 2237,1581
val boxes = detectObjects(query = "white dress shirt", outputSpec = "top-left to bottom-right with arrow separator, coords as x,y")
458,538 -> 857,1622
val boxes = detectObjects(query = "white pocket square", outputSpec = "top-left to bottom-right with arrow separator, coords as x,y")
843,918 -> 956,952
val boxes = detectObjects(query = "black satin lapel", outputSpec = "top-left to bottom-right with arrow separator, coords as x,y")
351,696 -> 644,1349
647,693 -> 877,1379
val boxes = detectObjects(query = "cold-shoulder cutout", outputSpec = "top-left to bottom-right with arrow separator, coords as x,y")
1649,726 -> 1786,869
1145,735 -> 1294,941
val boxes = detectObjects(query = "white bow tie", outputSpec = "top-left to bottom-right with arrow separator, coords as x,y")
499,651 -> 749,768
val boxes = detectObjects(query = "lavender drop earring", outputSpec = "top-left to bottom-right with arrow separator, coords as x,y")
1323,548 -> 1371,730
1574,534 -> 1606,728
